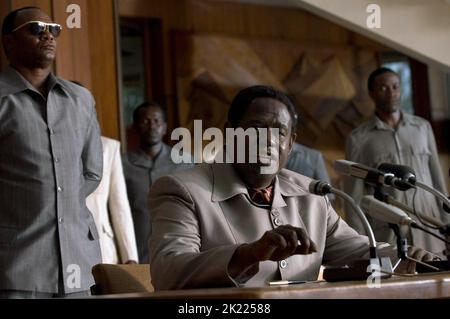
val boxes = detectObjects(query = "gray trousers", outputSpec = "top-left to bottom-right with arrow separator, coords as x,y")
0,264 -> 91,299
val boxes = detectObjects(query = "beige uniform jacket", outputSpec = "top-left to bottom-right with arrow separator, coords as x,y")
149,162 -> 394,290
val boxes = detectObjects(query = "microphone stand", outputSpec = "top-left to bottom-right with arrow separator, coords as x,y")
415,181 -> 450,211
311,181 -> 393,282
389,223 -> 408,262
374,187 -> 450,269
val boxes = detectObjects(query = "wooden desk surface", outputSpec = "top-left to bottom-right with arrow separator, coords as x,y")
95,271 -> 450,299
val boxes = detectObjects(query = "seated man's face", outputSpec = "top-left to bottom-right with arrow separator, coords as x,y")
235,97 -> 295,179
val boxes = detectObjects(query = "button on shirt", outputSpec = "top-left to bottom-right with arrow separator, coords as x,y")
0,67 -> 103,293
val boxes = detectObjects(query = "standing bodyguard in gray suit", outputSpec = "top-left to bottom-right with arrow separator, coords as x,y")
0,7 -> 103,298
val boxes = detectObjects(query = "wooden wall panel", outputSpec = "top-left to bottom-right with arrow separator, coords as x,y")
87,0 -> 120,139
0,0 -> 10,71
118,0 -> 389,133
53,0 -> 92,90
10,0 -> 51,13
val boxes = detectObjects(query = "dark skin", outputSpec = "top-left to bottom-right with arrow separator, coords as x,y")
230,98 -> 296,189
2,8 -> 56,97
226,98 -> 318,279
134,106 -> 167,160
369,72 -> 402,129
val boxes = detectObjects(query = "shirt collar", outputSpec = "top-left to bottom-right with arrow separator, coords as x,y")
369,111 -> 419,131
211,162 -> 309,208
0,65 -> 68,98
128,143 -> 170,169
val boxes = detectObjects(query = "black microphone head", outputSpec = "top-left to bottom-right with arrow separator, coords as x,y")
308,180 -> 332,196
378,163 -> 416,185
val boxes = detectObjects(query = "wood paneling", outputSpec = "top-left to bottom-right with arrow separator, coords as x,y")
87,0 -> 120,139
10,0 -> 51,13
53,0 -> 92,89
118,0 -> 389,132
0,0 -> 10,71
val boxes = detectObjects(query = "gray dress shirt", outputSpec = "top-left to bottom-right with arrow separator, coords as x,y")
122,143 -> 194,263
345,113 -> 449,256
0,67 -> 103,293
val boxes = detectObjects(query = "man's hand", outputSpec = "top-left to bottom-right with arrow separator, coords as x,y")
228,225 -> 317,279
396,246 -> 435,274
247,225 -> 318,262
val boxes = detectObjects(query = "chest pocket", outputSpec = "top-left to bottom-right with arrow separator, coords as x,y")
371,153 -> 396,169
410,146 -> 431,174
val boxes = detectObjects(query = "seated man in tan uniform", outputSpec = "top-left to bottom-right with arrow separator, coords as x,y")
148,85 -> 431,290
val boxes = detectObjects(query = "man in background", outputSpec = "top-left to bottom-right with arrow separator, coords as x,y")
345,67 -> 449,257
0,7 -> 103,298
122,102 -> 194,263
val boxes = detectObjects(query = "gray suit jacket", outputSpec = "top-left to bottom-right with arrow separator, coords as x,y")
0,67 -> 103,293
123,144 -> 194,263
148,162 -> 395,290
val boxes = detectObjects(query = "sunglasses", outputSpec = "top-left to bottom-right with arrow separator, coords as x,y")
12,21 -> 62,38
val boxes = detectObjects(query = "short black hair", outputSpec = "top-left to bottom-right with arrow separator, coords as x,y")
1,6 -> 41,35
228,85 -> 298,132
133,101 -> 167,125
367,67 -> 399,92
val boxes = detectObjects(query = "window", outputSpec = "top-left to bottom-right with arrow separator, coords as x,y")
381,55 -> 414,115
120,22 -> 147,127
119,18 -> 164,150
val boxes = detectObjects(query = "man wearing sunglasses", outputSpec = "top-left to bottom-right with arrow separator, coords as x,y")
0,7 -> 103,298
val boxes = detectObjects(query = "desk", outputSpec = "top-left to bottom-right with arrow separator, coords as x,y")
95,271 -> 450,299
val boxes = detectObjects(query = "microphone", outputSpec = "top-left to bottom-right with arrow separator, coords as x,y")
360,196 -> 449,270
309,180 -> 393,281
377,163 -> 450,212
361,195 -> 450,246
374,192 -> 446,228
360,195 -> 414,226
334,160 -> 411,191
360,195 -> 411,262
309,180 -> 377,257
378,163 -> 416,186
